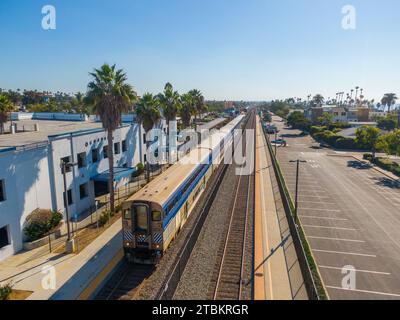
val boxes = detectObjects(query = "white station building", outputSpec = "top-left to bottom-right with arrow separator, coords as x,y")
0,113 -> 146,261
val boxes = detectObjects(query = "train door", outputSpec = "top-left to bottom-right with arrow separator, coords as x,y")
133,203 -> 152,250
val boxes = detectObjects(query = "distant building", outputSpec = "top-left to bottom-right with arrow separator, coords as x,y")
305,105 -> 371,123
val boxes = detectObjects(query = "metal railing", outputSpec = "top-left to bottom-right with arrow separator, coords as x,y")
262,124 -> 321,300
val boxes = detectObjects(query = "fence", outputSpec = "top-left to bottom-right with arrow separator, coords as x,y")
261,124 -> 323,300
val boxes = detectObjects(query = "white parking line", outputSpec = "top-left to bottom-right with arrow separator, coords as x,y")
313,249 -> 376,258
319,265 -> 390,275
326,286 -> 400,298
303,225 -> 356,231
300,215 -> 348,221
298,201 -> 335,205
308,236 -> 365,243
298,195 -> 331,199
300,208 -> 341,212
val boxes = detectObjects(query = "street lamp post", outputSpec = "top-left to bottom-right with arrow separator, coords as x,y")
61,160 -> 77,253
290,159 -> 307,226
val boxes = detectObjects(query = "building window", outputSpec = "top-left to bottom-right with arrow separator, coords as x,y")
92,148 -> 99,163
114,142 -> 121,155
0,179 -> 5,202
77,152 -> 86,168
61,156 -> 72,173
122,140 -> 127,152
0,225 -> 10,249
143,133 -> 146,144
79,183 -> 88,199
103,146 -> 108,159
63,189 -> 73,207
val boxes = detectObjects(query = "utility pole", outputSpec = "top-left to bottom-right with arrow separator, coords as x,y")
61,160 -> 77,253
290,159 -> 307,226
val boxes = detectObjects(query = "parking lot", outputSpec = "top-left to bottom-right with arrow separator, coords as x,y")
271,116 -> 400,300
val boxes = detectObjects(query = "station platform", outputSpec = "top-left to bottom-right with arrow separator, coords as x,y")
254,116 -> 308,300
0,218 -> 123,300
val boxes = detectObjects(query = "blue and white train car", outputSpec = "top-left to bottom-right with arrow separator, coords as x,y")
122,115 -> 244,263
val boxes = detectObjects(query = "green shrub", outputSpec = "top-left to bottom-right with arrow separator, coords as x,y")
324,132 -> 340,145
328,122 -> 351,130
313,131 -> 326,141
335,137 -> 357,149
0,283 -> 13,300
135,163 -> 145,176
363,153 -> 373,161
369,157 -> 400,177
24,209 -> 63,242
309,126 -> 326,135
98,210 -> 112,227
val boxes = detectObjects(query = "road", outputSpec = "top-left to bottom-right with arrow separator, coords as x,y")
270,115 -> 400,300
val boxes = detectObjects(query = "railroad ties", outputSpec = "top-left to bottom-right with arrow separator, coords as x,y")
95,263 -> 153,300
210,111 -> 255,300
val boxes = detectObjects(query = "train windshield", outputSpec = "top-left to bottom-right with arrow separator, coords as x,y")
134,205 -> 148,232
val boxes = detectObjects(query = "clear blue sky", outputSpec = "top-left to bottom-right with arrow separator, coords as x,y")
1,0 -> 399,101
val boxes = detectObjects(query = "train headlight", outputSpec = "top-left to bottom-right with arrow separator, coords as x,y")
125,242 -> 131,247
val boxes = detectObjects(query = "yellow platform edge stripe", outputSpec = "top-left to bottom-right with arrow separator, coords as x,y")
77,248 -> 124,300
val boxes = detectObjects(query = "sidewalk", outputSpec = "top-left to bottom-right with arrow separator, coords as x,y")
254,116 -> 306,300
0,218 -> 123,300
352,154 -> 400,181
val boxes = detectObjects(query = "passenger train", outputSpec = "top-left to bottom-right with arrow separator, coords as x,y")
122,115 -> 245,263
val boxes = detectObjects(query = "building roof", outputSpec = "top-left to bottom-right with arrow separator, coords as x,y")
0,119 -> 105,148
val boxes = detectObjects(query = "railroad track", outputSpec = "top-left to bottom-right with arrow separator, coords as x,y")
95,262 -> 153,300
211,111 -> 255,300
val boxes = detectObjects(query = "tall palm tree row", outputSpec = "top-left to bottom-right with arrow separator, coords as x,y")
188,89 -> 206,122
312,94 -> 324,107
0,94 -> 14,134
381,93 -> 398,113
179,93 -> 195,128
157,83 -> 181,163
135,93 -> 162,181
86,64 -> 137,213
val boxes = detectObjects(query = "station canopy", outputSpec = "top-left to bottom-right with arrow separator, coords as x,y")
92,167 -> 136,183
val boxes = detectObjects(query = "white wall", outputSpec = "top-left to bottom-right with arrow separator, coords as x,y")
11,112 -> 88,121
0,123 -> 144,262
49,124 -> 143,217
0,146 -> 52,261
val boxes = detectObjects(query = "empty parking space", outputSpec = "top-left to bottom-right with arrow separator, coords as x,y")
270,115 -> 400,300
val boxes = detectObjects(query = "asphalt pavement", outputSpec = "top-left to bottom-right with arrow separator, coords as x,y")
270,115 -> 400,300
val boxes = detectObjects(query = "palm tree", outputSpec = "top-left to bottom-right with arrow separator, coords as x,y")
135,93 -> 161,181
381,93 -> 398,113
312,94 -> 324,107
86,64 -> 137,213
71,92 -> 91,116
0,94 -> 13,134
180,93 -> 195,128
157,83 -> 181,163
188,89 -> 206,122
